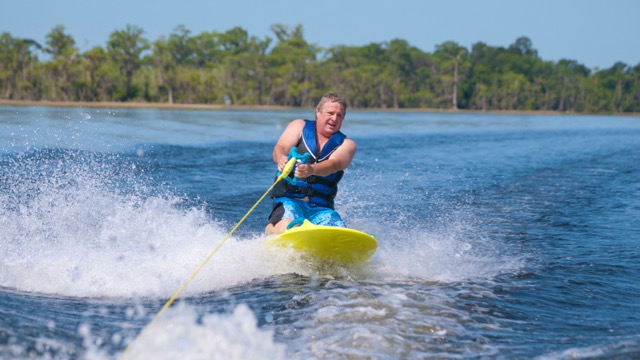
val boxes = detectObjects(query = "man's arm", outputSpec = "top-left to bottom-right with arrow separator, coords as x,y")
273,120 -> 305,171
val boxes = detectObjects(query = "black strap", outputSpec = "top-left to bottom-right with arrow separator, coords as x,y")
304,175 -> 335,186
283,182 -> 329,199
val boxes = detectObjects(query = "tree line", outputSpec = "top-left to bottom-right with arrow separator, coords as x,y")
1,24 -> 638,113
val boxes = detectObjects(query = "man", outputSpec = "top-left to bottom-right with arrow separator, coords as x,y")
265,92 -> 356,234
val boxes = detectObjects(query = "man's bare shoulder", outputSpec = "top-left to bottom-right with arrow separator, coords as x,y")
290,119 -> 306,126
342,137 -> 356,151
284,119 -> 305,132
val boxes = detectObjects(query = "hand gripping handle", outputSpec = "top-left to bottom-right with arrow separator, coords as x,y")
276,146 -> 311,185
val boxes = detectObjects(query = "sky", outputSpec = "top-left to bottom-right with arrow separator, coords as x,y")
2,0 -> 639,70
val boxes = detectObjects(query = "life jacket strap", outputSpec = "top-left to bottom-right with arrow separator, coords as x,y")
303,176 -> 334,186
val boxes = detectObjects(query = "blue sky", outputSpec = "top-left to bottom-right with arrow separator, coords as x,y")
3,0 -> 638,70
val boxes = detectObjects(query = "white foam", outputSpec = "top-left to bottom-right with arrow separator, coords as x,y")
0,177 -> 518,298
0,155 -> 309,298
0,188 -> 315,298
81,303 -> 287,360
357,219 -> 522,284
1,147 -> 521,299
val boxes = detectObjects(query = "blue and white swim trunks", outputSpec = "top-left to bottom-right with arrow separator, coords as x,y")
268,197 -> 346,228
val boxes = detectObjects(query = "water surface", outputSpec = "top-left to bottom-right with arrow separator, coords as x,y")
1,106 -> 639,359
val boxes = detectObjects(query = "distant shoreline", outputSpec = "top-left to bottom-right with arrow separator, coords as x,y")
1,100 -> 638,117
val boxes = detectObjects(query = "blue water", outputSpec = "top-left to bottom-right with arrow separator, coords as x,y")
1,106 -> 639,359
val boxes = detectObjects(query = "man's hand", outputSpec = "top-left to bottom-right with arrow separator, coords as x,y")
277,155 -> 289,172
294,163 -> 314,178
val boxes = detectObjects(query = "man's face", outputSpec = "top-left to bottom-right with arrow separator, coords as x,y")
315,101 -> 345,138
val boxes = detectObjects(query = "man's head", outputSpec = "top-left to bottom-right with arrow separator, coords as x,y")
316,92 -> 347,114
315,92 -> 347,138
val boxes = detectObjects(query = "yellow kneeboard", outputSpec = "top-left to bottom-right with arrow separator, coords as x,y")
267,220 -> 377,263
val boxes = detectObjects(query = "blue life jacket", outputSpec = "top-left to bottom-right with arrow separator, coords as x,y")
272,120 -> 346,209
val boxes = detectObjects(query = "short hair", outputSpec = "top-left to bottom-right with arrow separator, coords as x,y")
316,92 -> 347,113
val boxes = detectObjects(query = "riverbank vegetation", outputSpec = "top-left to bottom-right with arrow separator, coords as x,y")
1,24 -> 638,113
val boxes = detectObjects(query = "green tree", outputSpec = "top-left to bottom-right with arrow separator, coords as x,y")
323,43 -> 388,108
190,31 -> 223,68
266,24 -> 319,106
43,25 -> 79,100
80,46 -> 116,101
467,38 -> 549,111
507,37 -> 540,80
45,25 -> 75,58
1,25 -> 638,113
383,39 -> 412,108
107,24 -> 149,100
0,32 -> 41,100
218,27 -> 270,105
553,59 -> 590,111
323,45 -> 366,107
599,62 -> 631,112
629,64 -> 640,112
188,30 -> 226,103
152,25 -> 195,103
466,42 -> 493,110
434,41 -> 468,109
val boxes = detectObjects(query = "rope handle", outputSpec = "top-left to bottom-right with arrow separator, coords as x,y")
276,146 -> 310,185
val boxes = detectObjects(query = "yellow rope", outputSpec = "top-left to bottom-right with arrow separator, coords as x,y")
124,157 -> 297,355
